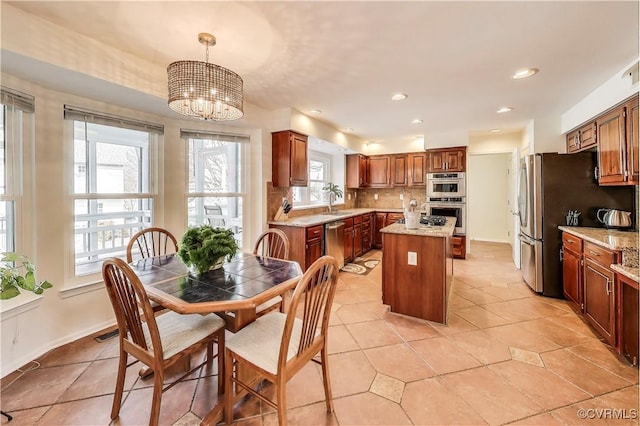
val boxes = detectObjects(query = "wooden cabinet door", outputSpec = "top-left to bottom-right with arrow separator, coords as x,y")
408,153 -> 427,186
391,155 -> 408,186
578,122 -> 597,151
428,151 -> 447,172
618,274 -> 639,365
566,129 -> 582,153
343,224 -> 354,263
354,222 -> 363,257
346,154 -> 368,188
626,96 -> 639,184
374,213 -> 386,248
562,247 -> 582,311
368,155 -> 391,187
305,237 -> 323,269
444,150 -> 465,171
290,132 -> 308,186
597,106 -> 626,185
583,257 -> 616,345
387,213 -> 404,224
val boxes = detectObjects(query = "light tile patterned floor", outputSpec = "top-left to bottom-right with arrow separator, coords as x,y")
1,242 -> 638,425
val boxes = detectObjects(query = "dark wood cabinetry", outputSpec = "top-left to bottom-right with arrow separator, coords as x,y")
368,156 -> 391,187
583,241 -> 618,346
269,223 -> 323,271
616,273 -> 639,366
271,130 -> 308,187
427,147 -> 466,172
597,105 -> 627,185
343,217 -> 354,263
452,236 -> 466,259
346,154 -> 368,189
374,213 -> 386,248
566,122 -> 597,153
391,155 -> 408,186
362,213 -> 373,252
408,153 -> 427,186
626,96 -> 639,184
562,233 -> 583,311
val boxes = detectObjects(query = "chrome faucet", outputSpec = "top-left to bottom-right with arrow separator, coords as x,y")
328,192 -> 335,213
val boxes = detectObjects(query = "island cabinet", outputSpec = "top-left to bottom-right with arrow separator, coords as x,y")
426,147 -> 466,172
268,223 -> 323,271
616,272 -> 639,366
381,222 -> 453,324
452,235 -> 466,259
583,241 -> 618,346
271,130 -> 308,187
561,232 -> 583,312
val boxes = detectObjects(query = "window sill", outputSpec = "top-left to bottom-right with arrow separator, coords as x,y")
0,293 -> 43,321
292,202 -> 345,212
59,280 -> 104,299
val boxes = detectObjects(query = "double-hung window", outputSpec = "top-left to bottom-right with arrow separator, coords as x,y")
292,151 -> 330,206
184,129 -> 248,248
0,87 -> 34,254
65,106 -> 162,276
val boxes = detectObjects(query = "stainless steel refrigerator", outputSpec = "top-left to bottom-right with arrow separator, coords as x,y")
517,152 -> 635,297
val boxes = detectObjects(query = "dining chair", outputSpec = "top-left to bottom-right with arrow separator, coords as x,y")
253,229 -> 290,317
102,257 -> 226,426
205,204 -> 226,227
126,227 -> 178,263
224,255 -> 340,426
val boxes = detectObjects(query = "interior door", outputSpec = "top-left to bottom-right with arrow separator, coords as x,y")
510,148 -> 521,268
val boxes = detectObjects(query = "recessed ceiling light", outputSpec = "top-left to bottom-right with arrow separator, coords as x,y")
512,68 -> 539,79
411,119 -> 423,124
343,127 -> 354,132
308,109 -> 322,114
392,93 -> 408,101
497,106 -> 513,114
490,129 -> 501,133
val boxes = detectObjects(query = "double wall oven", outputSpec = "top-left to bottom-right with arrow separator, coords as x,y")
425,172 -> 466,235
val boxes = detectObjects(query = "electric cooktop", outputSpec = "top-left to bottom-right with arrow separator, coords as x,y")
396,215 -> 447,226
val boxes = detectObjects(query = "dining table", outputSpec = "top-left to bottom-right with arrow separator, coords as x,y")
129,251 -> 303,425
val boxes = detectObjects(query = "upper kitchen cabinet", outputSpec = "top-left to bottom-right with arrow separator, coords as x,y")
391,154 -> 408,186
566,122 -> 597,154
408,152 -> 427,186
346,154 -> 368,188
368,155 -> 391,187
597,95 -> 638,186
427,147 -> 466,172
271,130 -> 308,187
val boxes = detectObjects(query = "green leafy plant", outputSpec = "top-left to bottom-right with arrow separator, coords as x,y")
322,182 -> 343,199
178,225 -> 239,274
1,252 -> 53,300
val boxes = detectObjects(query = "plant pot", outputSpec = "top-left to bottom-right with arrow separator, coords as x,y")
210,257 -> 225,270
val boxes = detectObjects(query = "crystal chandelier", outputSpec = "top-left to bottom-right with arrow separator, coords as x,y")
167,33 -> 244,121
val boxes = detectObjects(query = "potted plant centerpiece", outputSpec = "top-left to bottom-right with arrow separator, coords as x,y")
0,252 -> 53,299
178,225 -> 239,274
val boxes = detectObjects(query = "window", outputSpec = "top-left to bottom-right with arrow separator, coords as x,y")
184,130 -> 248,248
292,151 -> 330,206
0,87 -> 34,254
65,106 -> 162,276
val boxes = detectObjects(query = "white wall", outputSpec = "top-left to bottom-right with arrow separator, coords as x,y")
468,153 -> 511,243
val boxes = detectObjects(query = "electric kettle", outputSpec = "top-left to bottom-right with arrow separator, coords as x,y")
596,208 -> 632,229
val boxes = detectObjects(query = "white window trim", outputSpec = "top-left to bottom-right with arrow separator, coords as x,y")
292,151 -> 344,210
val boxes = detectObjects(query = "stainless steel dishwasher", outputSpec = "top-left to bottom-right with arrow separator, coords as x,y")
325,221 -> 345,269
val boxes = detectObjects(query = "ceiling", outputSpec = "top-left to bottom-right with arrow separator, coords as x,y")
3,1 -> 639,148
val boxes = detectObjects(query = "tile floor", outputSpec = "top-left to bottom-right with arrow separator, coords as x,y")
1,242 -> 638,425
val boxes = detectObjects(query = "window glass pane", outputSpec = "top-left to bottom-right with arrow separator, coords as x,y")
0,200 -> 14,252
74,121 -> 149,194
309,159 -> 325,181
188,139 -> 241,193
74,198 -> 152,275
187,196 -> 243,248
0,105 -> 5,195
309,182 -> 325,203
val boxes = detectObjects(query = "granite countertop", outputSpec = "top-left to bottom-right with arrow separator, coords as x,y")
559,225 -> 639,282
380,217 -> 456,238
268,207 -> 404,228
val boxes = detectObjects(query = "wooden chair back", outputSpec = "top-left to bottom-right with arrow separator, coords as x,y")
126,227 -> 178,263
279,255 -> 339,371
253,228 -> 290,260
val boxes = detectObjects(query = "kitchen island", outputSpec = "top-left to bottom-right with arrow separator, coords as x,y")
381,217 -> 455,324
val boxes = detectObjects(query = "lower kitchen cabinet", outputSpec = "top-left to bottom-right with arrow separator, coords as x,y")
452,236 -> 466,259
562,232 -> 583,312
374,213 -> 386,248
353,215 -> 363,257
582,241 -> 618,346
269,223 -> 324,271
343,217 -> 354,263
616,273 -> 639,366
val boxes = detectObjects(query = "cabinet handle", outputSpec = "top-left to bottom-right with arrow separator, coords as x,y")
594,166 -> 599,180
559,248 -> 564,262
566,238 -> 574,243
588,250 -> 600,257
605,278 -> 611,296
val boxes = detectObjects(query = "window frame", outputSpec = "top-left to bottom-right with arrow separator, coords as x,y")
292,150 -> 332,208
